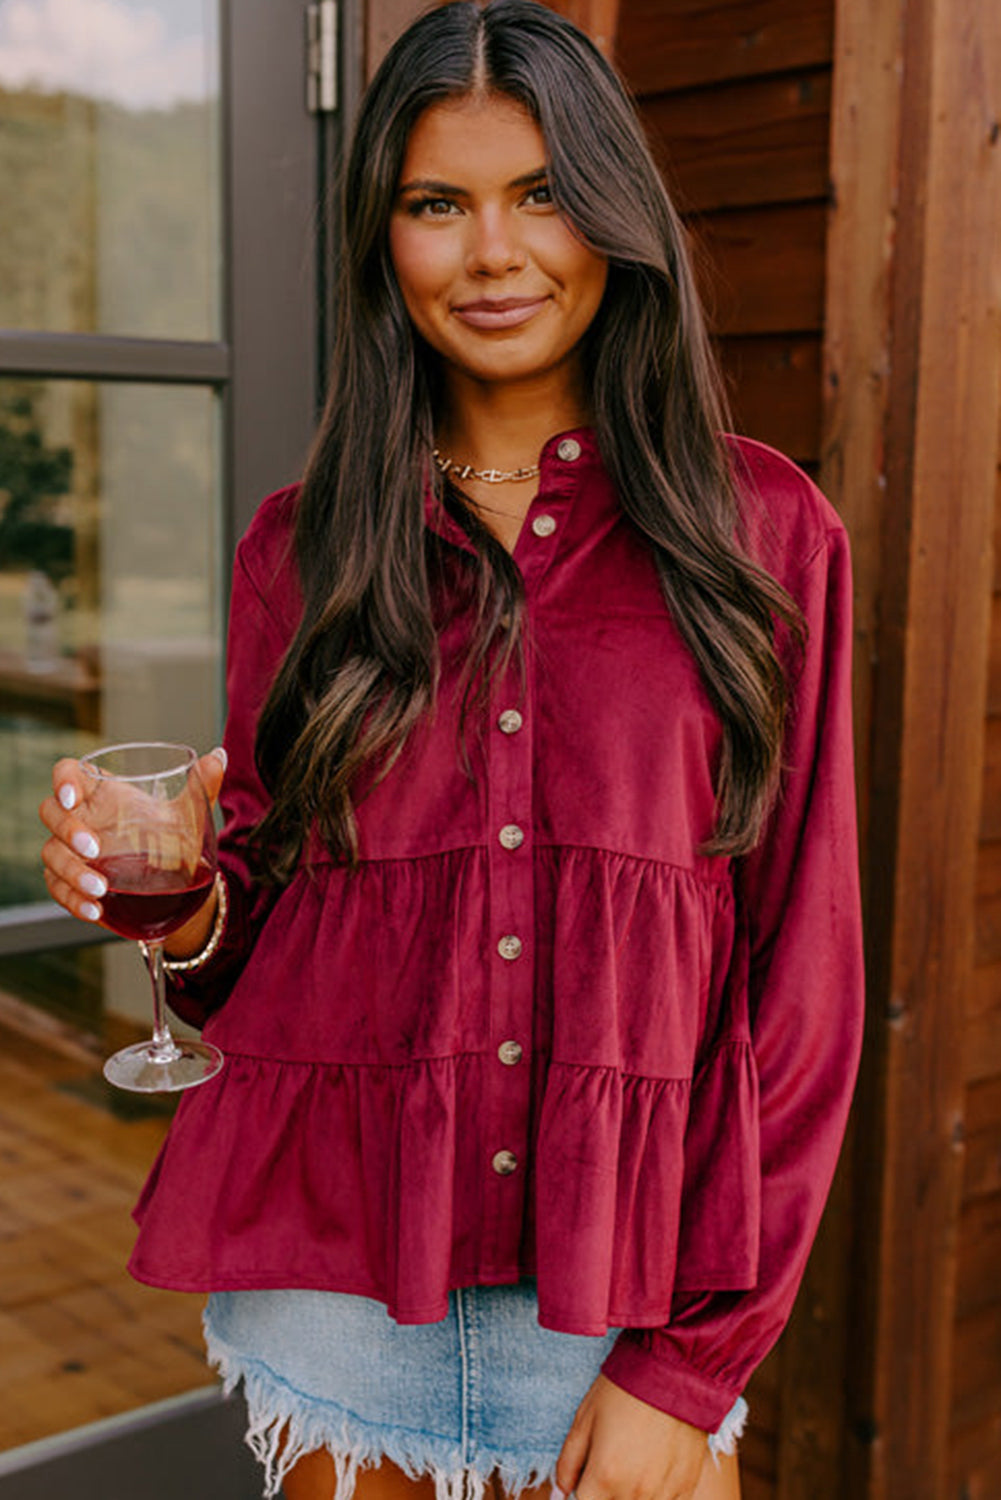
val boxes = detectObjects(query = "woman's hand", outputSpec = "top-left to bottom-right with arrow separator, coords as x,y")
555,1373 -> 709,1500
39,747 -> 228,953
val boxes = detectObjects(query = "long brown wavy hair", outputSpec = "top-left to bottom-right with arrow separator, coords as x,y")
252,0 -> 802,882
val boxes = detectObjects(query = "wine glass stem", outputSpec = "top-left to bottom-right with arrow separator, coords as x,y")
146,942 -> 181,1063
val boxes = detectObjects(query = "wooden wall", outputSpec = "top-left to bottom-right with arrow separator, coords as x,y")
960,568 -> 1001,1471
953,382 -> 1001,1492
616,1 -> 834,472
961,314 -> 1001,1500
820,0 -> 1001,1493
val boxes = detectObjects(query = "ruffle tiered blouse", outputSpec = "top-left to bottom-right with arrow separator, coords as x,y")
129,430 -> 864,1432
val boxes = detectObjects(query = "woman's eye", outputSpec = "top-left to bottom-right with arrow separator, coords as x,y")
524,183 -> 553,207
409,197 -> 460,218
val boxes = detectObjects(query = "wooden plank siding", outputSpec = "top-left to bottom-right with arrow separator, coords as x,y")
957,355 -> 1001,1496
624,10 -> 833,471
642,71 -> 832,214
613,0 -> 833,96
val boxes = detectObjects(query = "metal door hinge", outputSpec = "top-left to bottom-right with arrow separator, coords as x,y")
306,0 -> 338,114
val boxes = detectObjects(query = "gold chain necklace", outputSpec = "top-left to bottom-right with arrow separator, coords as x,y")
432,448 -> 540,485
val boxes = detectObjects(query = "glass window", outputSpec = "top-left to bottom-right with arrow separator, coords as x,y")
0,0 -> 221,339
0,374 -> 222,1449
0,377 -> 223,908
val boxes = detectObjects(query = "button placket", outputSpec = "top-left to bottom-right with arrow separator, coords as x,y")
483,654 -> 535,1258
481,439 -> 583,1251
515,449 -> 578,591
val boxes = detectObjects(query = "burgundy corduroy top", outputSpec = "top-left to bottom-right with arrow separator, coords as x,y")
129,430 -> 864,1432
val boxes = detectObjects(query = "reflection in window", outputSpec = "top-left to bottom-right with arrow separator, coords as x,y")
0,372 -> 221,1446
0,0 -> 220,338
0,377 -> 222,908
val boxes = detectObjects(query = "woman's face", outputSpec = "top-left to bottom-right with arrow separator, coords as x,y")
388,93 -> 608,396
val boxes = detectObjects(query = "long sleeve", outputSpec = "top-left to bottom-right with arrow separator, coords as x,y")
601,522 -> 865,1430
166,530 -> 293,1029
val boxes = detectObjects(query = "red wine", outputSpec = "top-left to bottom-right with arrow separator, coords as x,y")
97,853 -> 215,942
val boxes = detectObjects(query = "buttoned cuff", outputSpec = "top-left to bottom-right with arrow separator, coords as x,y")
600,1329 -> 742,1433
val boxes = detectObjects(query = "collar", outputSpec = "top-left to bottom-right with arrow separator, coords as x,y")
423,426 -> 603,554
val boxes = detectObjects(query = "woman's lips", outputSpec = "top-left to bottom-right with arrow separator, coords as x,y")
452,296 -> 549,329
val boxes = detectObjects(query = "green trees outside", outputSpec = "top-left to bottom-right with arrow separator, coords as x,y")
0,384 -> 74,582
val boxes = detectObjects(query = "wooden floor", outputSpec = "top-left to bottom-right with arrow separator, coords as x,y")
0,993 -> 213,1452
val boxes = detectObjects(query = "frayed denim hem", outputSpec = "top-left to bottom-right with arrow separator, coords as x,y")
707,1395 -> 749,1465
205,1304 -> 748,1497
204,1314 -> 562,1500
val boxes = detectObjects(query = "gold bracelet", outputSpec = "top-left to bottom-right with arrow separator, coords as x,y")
140,871 -> 229,974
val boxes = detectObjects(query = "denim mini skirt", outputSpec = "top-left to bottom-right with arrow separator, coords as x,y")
203,1281 -> 748,1500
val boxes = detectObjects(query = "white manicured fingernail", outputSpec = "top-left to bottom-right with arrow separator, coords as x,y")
58,784 -> 77,810
72,832 -> 100,860
212,746 -> 227,771
80,901 -> 101,922
80,872 -> 107,898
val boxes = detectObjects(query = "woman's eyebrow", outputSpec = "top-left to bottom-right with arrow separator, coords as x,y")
397,178 -> 468,196
509,167 -> 548,188
397,167 -> 549,196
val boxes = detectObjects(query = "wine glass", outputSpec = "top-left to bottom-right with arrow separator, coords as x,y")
79,741 -> 224,1093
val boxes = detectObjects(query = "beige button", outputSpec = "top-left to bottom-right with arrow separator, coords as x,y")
531,514 -> 557,538
499,824 -> 525,850
497,934 -> 523,961
492,1149 -> 519,1175
498,709 -> 523,734
557,437 -> 582,462
498,1040 -> 523,1066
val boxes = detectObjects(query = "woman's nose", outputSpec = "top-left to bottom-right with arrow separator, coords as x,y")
465,208 -> 526,276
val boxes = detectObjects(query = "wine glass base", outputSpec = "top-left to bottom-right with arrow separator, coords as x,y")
103,1039 -> 224,1093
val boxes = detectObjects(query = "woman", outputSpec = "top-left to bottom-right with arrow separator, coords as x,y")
39,4 -> 865,1500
